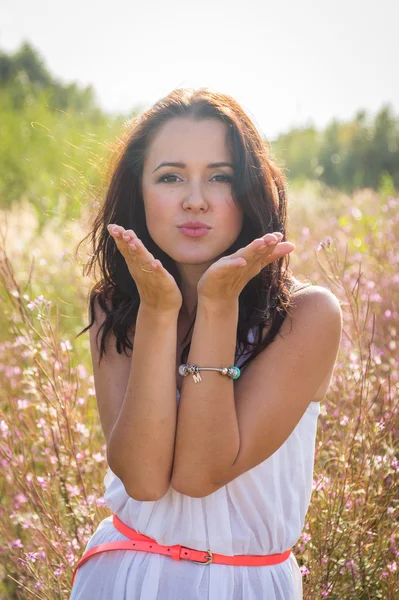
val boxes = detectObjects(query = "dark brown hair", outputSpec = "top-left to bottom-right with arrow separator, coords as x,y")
75,87 -> 309,369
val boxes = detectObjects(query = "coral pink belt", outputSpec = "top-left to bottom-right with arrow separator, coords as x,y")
71,514 -> 292,586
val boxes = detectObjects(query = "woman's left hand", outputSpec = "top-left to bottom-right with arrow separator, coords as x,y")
197,232 -> 295,306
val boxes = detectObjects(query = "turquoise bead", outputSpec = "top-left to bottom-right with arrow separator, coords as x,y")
230,367 -> 241,379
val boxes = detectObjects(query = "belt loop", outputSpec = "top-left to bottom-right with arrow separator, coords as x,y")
169,544 -> 182,561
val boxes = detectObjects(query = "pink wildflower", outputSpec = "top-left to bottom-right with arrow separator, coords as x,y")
387,562 -> 397,573
60,340 -> 73,352
77,364 -> 88,379
54,564 -> 65,576
17,399 -> 30,409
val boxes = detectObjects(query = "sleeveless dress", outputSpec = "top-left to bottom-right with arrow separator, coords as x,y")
70,327 -> 321,600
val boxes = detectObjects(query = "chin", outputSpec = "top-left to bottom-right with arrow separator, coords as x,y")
172,248 -> 215,262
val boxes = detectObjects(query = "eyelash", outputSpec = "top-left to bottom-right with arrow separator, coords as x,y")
157,174 -> 233,184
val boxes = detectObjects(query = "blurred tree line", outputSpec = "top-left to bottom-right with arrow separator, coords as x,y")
272,108 -> 398,195
0,42 -> 398,230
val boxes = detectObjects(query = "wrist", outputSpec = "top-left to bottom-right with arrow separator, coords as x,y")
197,296 -> 239,317
138,303 -> 180,320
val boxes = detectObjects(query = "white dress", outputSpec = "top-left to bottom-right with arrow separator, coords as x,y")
70,328 -> 321,599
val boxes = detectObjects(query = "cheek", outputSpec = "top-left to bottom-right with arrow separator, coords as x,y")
220,198 -> 244,230
144,188 -> 169,220
143,189 -> 175,242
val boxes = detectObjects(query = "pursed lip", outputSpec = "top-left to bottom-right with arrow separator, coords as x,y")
178,221 -> 212,229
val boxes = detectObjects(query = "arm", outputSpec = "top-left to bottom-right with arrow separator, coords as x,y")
171,287 -> 342,498
171,298 -> 241,496
107,304 -> 179,501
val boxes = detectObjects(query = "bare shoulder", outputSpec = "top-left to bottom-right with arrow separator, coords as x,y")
283,283 -> 343,359
289,283 -> 342,320
283,283 -> 342,400
258,281 -> 342,348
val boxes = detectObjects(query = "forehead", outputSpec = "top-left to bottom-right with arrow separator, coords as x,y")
145,118 -> 231,165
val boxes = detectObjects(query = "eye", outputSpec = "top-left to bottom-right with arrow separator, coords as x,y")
212,174 -> 233,183
157,173 -> 233,184
158,174 -> 181,183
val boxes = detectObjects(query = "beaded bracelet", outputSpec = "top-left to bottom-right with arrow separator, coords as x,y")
178,364 -> 241,384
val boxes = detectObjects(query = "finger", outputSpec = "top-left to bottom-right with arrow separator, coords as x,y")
263,234 -> 281,246
259,232 -> 284,246
108,225 -> 138,242
240,235 -> 286,263
128,238 -> 159,271
253,238 -> 275,253
228,237 -> 269,263
249,238 -> 269,251
262,241 -> 295,259
109,226 -> 156,267
258,234 -> 290,254
122,229 -> 138,242
110,227 -> 133,252
131,237 -> 149,255
216,257 -> 247,270
266,231 -> 284,241
108,224 -> 125,237
108,225 -> 139,251
254,233 -> 283,249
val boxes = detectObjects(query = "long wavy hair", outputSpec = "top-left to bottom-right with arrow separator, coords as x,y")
75,87 -> 310,369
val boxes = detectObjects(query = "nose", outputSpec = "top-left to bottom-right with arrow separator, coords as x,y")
182,179 -> 208,211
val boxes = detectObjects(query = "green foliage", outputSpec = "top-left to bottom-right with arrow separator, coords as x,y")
272,106 -> 399,195
0,42 -> 138,231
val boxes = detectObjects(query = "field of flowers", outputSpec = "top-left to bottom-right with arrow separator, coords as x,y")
0,181 -> 398,598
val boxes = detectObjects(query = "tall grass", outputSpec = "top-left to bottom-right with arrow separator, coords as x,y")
0,183 -> 398,598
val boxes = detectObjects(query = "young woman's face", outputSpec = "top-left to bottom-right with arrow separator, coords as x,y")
141,117 -> 244,268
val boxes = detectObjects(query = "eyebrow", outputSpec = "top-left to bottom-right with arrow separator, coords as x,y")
152,161 -> 234,173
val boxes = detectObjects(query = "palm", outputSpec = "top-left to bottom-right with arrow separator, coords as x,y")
197,233 -> 295,303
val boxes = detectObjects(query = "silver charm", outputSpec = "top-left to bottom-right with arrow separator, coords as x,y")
178,364 -> 241,381
193,371 -> 202,383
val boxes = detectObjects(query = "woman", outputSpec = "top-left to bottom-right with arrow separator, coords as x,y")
70,87 -> 342,599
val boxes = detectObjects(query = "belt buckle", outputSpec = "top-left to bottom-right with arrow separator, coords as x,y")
193,549 -> 213,565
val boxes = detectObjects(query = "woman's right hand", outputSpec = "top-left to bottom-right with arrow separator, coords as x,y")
107,224 -> 183,314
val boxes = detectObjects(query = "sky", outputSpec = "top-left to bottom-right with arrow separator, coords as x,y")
1,0 -> 398,140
